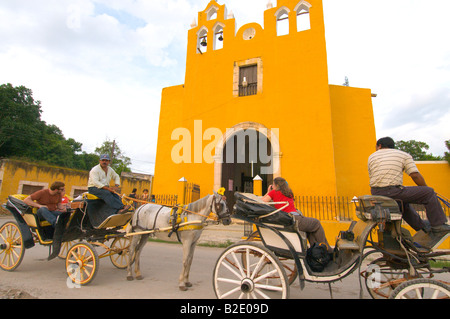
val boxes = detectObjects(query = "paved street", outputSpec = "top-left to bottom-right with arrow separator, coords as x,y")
0,216 -> 369,299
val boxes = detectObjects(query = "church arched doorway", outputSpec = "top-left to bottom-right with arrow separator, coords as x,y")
220,128 -> 274,210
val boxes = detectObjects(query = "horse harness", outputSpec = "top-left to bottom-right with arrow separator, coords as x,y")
169,196 -> 222,242
133,196 -> 221,243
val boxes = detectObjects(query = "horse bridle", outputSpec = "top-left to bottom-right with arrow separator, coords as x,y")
211,194 -> 229,220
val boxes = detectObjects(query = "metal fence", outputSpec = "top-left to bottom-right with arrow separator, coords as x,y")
411,203 -> 450,221
153,192 -> 449,223
152,183 -> 200,207
154,194 -> 178,206
293,196 -> 450,222
294,196 -> 355,221
185,183 -> 200,204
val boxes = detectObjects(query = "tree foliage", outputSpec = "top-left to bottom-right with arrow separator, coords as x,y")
396,140 -> 443,161
94,139 -> 131,175
0,83 -> 131,172
445,140 -> 450,164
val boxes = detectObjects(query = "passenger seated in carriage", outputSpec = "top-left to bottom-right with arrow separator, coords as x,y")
262,177 -> 332,253
23,181 -> 67,227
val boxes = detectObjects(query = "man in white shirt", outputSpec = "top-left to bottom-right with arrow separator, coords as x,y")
88,154 -> 130,214
368,137 -> 449,241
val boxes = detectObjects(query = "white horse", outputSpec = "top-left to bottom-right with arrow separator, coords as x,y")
126,192 -> 231,291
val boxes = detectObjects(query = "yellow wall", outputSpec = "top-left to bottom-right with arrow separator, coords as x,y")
0,159 -> 88,203
329,85 -> 377,197
0,159 -> 152,204
405,162 -> 450,197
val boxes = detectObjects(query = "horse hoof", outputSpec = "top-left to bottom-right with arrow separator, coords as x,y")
127,276 -> 134,281
136,275 -> 144,280
185,282 -> 192,287
179,286 -> 188,291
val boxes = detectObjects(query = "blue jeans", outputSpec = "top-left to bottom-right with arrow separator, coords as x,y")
88,187 -> 124,211
37,207 -> 62,227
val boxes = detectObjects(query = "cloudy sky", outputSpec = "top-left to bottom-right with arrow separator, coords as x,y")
1,0 -> 449,174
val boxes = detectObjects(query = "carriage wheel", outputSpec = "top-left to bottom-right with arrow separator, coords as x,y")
0,222 -> 25,272
360,250 -> 424,299
58,241 -> 77,259
110,237 -> 131,269
361,256 -> 408,299
244,230 -> 298,286
213,242 -> 289,299
66,242 -> 99,286
390,278 -> 450,299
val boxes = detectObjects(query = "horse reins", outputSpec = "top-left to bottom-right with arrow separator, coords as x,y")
121,193 -> 221,221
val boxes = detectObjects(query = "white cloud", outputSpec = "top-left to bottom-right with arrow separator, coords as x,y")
323,0 -> 450,155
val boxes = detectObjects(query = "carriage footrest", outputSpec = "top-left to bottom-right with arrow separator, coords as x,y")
95,212 -> 133,229
413,230 -> 450,250
336,239 -> 360,250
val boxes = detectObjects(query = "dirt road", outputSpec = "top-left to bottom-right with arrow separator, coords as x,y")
0,240 -> 370,299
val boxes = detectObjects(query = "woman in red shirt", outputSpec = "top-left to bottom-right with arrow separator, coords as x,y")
262,177 -> 332,252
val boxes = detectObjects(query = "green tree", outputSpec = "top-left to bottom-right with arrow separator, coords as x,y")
94,139 -> 131,175
0,83 -> 102,171
396,140 -> 443,161
444,140 -> 450,164
0,83 -> 42,158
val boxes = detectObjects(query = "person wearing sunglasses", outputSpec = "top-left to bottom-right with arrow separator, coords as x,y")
24,181 -> 67,227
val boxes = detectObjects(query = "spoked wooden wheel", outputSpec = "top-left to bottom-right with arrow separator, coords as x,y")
390,278 -> 450,299
0,222 -> 25,272
245,230 -> 297,286
110,237 -> 131,269
360,250 -> 424,299
213,242 -> 289,299
66,242 -> 99,286
58,241 -> 77,259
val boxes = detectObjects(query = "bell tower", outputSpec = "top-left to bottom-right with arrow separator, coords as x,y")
153,0 -> 377,200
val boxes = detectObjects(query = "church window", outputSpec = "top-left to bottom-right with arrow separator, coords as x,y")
206,6 -> 218,21
243,28 -> 256,40
213,24 -> 224,50
233,58 -> 262,98
239,65 -> 257,97
276,8 -> 290,36
295,1 -> 311,32
197,27 -> 208,54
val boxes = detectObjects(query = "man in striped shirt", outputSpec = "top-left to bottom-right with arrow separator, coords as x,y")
368,137 -> 449,240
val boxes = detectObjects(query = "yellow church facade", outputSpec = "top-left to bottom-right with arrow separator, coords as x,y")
152,0 -> 449,206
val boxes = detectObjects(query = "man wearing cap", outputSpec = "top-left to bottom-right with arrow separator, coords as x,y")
88,154 -> 130,214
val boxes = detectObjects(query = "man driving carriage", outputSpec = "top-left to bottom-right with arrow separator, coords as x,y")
368,137 -> 450,245
88,154 -> 130,214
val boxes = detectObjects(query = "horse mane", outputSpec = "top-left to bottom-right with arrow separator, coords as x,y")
187,194 -> 212,213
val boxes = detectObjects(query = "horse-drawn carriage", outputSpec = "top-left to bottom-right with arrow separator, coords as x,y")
212,193 -> 450,299
1,194 -> 133,286
1,191 -> 231,290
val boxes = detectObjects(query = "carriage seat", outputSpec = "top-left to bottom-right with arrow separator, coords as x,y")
355,195 -> 403,222
233,192 -> 294,227
70,192 -> 101,209
8,195 -> 52,228
82,192 -> 101,200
